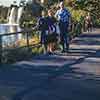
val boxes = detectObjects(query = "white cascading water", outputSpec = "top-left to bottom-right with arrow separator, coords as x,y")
8,6 -> 23,24
8,7 -> 17,24
17,7 -> 23,39
0,6 -> 24,48
4,6 -> 24,46
17,7 -> 23,24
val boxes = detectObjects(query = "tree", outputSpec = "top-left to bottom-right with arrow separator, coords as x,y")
75,0 -> 100,18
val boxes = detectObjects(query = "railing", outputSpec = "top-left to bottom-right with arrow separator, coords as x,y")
0,29 -> 41,63
0,22 -> 83,63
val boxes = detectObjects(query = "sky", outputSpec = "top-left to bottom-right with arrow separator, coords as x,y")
0,0 -> 29,6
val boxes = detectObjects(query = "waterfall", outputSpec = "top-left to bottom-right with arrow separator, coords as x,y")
8,6 -> 23,24
5,6 -> 24,47
17,7 -> 23,24
8,7 -> 17,24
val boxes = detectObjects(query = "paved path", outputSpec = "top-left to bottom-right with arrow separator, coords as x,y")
0,29 -> 100,100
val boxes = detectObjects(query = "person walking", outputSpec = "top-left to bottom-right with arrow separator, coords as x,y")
55,1 -> 71,53
46,9 -> 57,54
34,10 -> 48,53
85,13 -> 93,32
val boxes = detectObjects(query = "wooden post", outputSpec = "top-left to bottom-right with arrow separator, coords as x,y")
26,32 -> 30,50
0,35 -> 2,63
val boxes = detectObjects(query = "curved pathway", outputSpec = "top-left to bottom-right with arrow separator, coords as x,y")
0,28 -> 100,100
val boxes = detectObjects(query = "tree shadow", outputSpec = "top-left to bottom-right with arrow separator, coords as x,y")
79,33 -> 100,38
71,33 -> 100,46
0,31 -> 100,100
10,47 -> 100,100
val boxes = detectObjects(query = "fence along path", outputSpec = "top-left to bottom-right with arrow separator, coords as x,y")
0,28 -> 41,63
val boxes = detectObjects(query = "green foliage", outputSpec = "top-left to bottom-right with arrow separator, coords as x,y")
20,1 -> 42,28
68,6 -> 85,22
32,46 -> 43,55
20,15 -> 37,28
2,46 -> 43,63
2,48 -> 33,63
0,17 -> 7,23
72,10 -> 82,21
75,0 -> 100,18
95,19 -> 100,27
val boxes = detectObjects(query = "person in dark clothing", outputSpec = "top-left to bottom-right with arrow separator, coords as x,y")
46,9 -> 57,54
55,1 -> 71,53
85,13 -> 93,32
35,11 -> 48,53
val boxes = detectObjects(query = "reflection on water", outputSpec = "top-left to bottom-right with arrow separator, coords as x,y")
0,24 -> 40,49
0,24 -> 21,33
0,24 -> 22,47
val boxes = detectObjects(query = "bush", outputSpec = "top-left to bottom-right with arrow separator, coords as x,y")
0,17 -> 7,23
2,48 -> 33,63
20,14 -> 37,28
95,19 -> 100,27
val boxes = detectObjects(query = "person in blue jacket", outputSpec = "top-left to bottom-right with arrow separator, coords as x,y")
55,1 -> 71,53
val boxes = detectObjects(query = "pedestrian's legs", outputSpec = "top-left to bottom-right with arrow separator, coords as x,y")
64,33 -> 69,52
59,23 -> 65,52
41,31 -> 47,54
60,34 -> 65,52
59,22 -> 69,52
63,22 -> 69,52
90,24 -> 93,32
66,42 -> 69,52
44,43 -> 47,54
47,43 -> 53,54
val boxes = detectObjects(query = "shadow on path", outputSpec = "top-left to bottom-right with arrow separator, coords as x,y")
0,29 -> 100,100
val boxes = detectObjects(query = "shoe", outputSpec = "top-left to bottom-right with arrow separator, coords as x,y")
65,49 -> 69,53
61,49 -> 70,53
48,52 -> 53,55
61,50 -> 66,53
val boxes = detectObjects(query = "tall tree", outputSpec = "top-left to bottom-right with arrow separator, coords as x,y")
75,0 -> 100,18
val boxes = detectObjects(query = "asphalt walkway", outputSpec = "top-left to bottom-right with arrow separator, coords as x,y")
0,28 -> 100,100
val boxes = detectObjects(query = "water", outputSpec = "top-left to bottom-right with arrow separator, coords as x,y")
0,24 -> 22,47
8,6 -> 23,24
8,7 -> 18,24
0,6 -> 24,47
17,7 -> 23,24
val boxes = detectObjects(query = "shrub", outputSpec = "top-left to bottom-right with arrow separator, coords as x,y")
2,48 -> 32,63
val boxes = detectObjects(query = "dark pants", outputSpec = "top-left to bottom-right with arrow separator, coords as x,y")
59,22 -> 69,51
87,23 -> 93,32
41,31 -> 47,52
